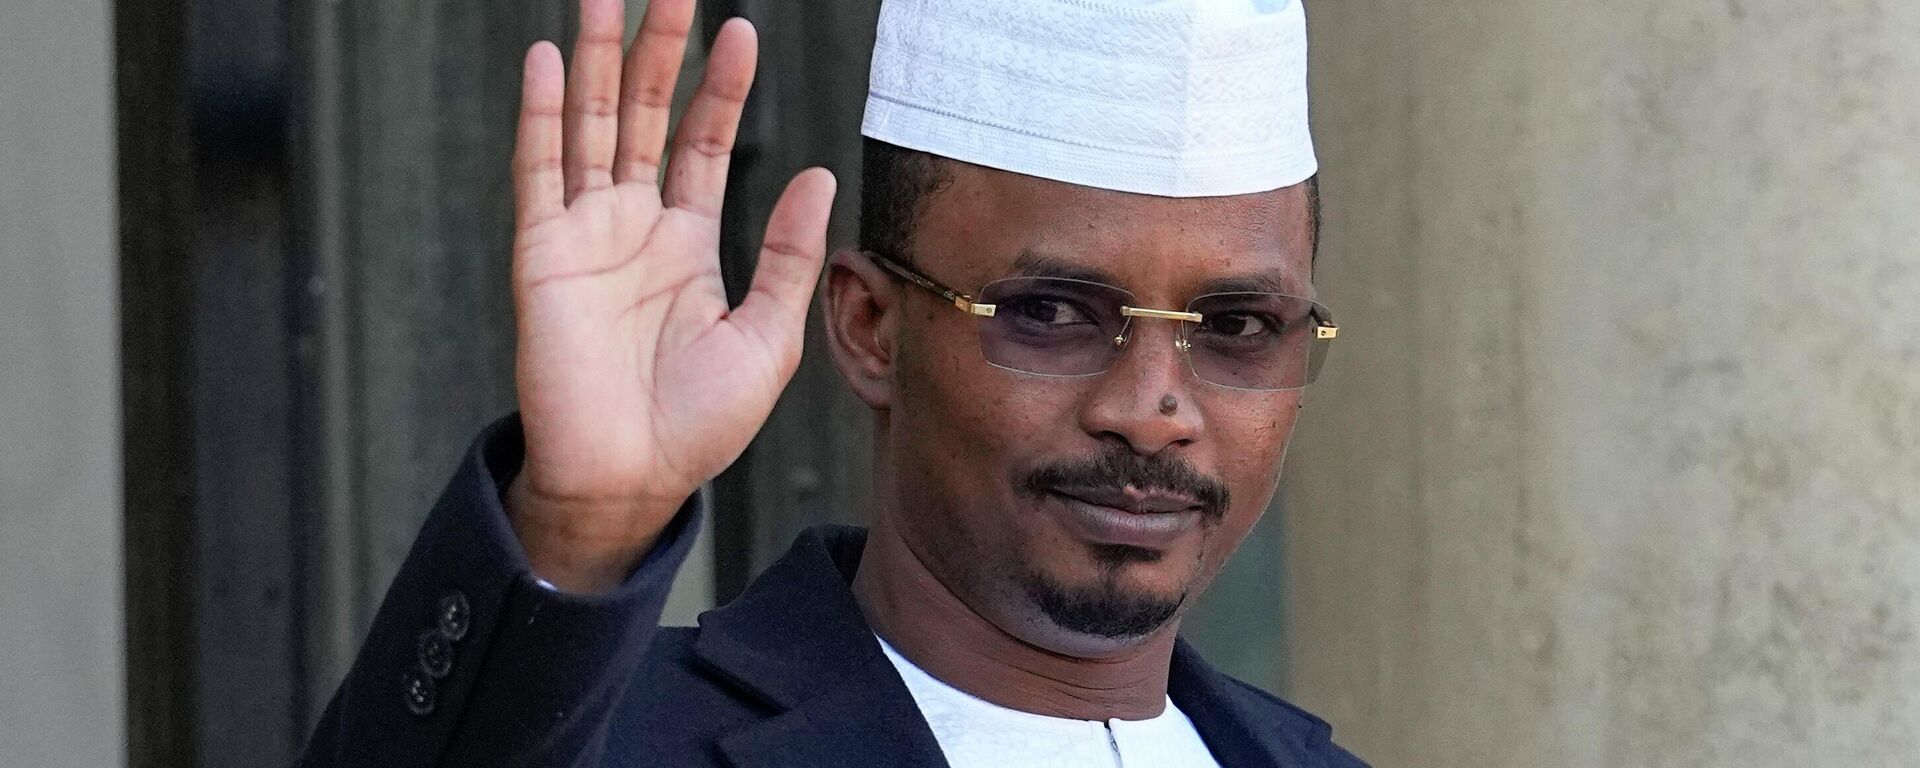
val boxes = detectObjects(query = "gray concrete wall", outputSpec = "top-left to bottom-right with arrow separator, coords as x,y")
0,0 -> 125,766
1288,0 -> 1920,766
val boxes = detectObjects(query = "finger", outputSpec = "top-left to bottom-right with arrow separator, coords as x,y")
562,0 -> 626,203
515,41 -> 567,230
613,0 -> 696,184
661,17 -> 757,219
731,168 -> 838,357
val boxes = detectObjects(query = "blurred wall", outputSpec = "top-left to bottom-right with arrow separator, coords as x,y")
1290,1 -> 1920,766
0,1 -> 125,767
111,2 -> 716,762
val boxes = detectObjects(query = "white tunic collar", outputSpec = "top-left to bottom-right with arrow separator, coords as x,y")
877,635 -> 1224,768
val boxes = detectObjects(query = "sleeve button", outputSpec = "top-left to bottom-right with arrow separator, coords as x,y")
417,630 -> 455,679
404,668 -> 437,716
435,591 -> 471,641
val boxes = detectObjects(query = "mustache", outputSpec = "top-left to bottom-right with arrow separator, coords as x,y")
1019,448 -> 1231,519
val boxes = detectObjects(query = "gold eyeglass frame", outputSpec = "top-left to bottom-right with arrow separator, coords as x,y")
866,250 -> 1340,365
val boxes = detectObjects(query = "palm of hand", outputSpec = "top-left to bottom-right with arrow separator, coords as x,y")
515,189 -> 776,509
506,0 -> 835,560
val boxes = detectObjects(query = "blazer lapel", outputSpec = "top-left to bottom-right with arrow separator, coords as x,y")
715,681 -> 951,768
1168,639 -> 1332,768
691,525 -> 949,768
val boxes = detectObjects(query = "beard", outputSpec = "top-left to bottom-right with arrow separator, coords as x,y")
1009,446 -> 1229,640
1018,544 -> 1190,640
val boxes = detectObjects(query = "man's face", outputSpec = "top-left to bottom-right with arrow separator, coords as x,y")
879,162 -> 1317,656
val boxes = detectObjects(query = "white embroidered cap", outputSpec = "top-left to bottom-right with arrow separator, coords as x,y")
861,0 -> 1317,198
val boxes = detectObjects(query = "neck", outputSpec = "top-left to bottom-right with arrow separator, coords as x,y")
852,518 -> 1177,721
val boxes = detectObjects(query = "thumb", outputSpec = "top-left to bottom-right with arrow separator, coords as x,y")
731,167 -> 837,359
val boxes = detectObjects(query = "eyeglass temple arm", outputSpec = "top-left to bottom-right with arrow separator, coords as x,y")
1313,305 -> 1339,339
869,252 -> 999,316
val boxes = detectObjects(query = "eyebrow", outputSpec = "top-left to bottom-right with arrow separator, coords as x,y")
1009,250 -> 1119,285
1009,249 -> 1302,296
1197,272 -> 1297,295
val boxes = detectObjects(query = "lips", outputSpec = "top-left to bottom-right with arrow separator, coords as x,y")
1045,485 -> 1204,549
1049,484 -> 1204,514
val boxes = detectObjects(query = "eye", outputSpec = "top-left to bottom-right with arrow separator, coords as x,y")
1199,311 -> 1277,338
1007,296 -> 1096,326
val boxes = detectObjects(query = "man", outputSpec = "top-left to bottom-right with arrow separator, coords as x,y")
300,0 -> 1363,765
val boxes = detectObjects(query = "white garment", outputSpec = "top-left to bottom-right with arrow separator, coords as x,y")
878,637 -> 1223,768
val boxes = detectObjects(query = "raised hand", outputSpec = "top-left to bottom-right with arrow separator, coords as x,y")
505,0 -> 836,592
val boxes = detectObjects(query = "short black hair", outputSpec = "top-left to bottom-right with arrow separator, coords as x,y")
858,137 -> 953,261
1305,172 -> 1322,265
858,137 -> 1321,265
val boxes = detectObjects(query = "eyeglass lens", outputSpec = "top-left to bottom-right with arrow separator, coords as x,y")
972,277 -> 1330,391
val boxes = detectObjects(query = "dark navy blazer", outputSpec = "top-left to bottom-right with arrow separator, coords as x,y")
297,417 -> 1368,767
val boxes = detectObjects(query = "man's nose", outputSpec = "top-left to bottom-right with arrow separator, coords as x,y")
1076,320 -> 1203,456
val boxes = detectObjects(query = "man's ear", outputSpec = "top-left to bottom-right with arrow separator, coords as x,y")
822,248 -> 898,409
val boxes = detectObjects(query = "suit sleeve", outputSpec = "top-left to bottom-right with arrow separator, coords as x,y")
296,414 -> 704,768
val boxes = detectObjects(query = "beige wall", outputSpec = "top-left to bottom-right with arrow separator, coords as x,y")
0,0 -> 124,766
1289,0 -> 1920,766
